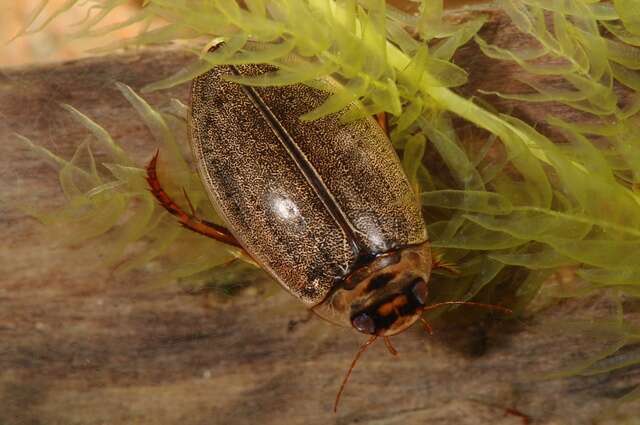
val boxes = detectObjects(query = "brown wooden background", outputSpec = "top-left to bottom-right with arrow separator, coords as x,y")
2,6 -> 640,425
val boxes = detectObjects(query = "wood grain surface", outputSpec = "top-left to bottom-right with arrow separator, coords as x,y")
1,8 -> 639,425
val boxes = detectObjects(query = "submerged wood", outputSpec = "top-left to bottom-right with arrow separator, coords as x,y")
1,8 -> 638,425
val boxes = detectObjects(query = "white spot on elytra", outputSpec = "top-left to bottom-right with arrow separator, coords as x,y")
271,195 -> 301,221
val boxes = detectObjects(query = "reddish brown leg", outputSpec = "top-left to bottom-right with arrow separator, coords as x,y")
146,150 -> 243,249
504,407 -> 531,425
431,249 -> 460,274
375,112 -> 389,135
469,400 -> 531,425
419,317 -> 434,335
383,336 -> 398,356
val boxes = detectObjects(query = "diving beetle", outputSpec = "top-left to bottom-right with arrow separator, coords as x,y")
146,59 -> 506,410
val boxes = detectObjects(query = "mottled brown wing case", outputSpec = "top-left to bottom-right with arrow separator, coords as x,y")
189,64 -> 426,305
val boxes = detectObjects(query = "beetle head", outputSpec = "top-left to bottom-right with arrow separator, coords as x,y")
349,276 -> 428,337
314,243 -> 432,337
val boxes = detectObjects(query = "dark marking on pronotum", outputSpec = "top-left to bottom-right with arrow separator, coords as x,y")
342,250 -> 403,290
350,277 -> 428,333
368,273 -> 394,290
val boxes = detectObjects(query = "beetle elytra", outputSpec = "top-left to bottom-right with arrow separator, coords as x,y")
146,60 -> 509,411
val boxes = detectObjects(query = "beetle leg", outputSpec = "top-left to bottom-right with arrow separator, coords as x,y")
431,249 -> 460,275
419,317 -> 434,336
375,112 -> 389,136
468,399 -> 531,425
145,151 -> 243,249
383,336 -> 398,356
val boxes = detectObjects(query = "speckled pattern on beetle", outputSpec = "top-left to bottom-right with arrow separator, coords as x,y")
147,60 -> 435,339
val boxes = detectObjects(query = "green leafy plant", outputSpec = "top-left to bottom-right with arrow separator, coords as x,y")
17,0 -> 640,300
17,84 -> 241,286
14,0 -> 640,403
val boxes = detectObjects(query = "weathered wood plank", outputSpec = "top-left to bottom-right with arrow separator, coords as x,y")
1,9 -> 639,425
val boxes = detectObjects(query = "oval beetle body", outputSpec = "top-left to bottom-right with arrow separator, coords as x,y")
187,63 -> 432,337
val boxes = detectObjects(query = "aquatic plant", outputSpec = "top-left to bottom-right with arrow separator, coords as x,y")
13,0 -> 640,404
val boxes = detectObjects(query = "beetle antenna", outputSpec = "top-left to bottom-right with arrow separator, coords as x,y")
383,336 -> 398,356
423,301 -> 512,315
334,335 -> 378,413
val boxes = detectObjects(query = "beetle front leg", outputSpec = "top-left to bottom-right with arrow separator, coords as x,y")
431,249 -> 460,275
375,112 -> 389,136
145,151 -> 244,249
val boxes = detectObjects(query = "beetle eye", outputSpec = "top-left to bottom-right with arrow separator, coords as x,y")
351,313 -> 376,334
411,279 -> 428,306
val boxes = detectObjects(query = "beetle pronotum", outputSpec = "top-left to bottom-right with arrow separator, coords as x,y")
146,60 -> 509,411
